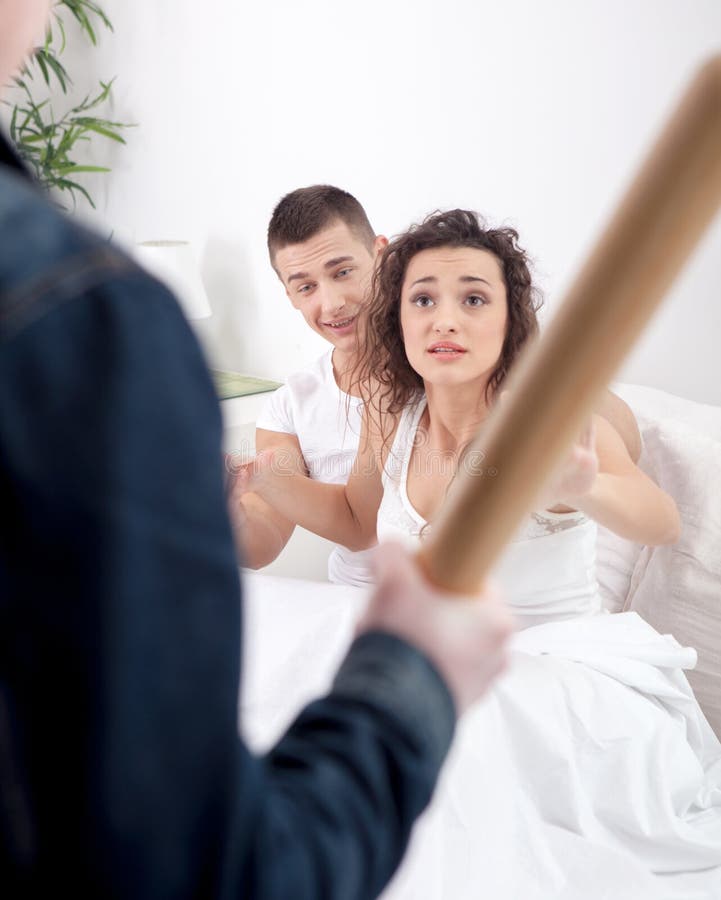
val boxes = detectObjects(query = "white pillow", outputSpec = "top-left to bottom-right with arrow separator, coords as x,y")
625,418 -> 721,738
614,383 -> 721,440
599,384 -> 721,738
596,383 -> 721,615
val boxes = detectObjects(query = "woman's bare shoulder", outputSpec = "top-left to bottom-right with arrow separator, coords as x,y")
596,389 -> 642,463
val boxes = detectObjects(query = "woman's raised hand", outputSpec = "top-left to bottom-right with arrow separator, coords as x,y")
496,391 -> 599,512
540,418 -> 599,511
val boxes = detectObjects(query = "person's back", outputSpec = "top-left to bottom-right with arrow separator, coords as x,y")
0,147 -> 243,894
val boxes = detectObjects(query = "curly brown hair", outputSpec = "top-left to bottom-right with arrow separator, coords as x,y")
353,209 -> 542,436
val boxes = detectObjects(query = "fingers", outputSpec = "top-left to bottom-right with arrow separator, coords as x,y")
476,590 -> 515,648
371,541 -> 418,592
578,416 -> 596,450
234,500 -> 248,527
236,465 -> 252,493
225,450 -> 251,478
224,449 -> 280,499
358,542 -> 415,633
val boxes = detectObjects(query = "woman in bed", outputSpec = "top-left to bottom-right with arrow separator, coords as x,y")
238,209 -> 721,896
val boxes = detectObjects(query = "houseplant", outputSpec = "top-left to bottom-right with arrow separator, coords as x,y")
5,0 -> 130,210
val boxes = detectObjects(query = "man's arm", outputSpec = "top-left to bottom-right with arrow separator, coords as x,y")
236,412 -> 384,551
229,430 -> 304,568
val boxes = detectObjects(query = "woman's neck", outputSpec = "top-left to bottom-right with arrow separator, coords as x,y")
423,380 -> 492,452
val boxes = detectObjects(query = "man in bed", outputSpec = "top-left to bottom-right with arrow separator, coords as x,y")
0,2 -> 512,896
232,185 -> 642,577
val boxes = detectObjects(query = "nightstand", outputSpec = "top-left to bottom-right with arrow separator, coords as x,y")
220,390 -> 276,456
213,369 -> 280,455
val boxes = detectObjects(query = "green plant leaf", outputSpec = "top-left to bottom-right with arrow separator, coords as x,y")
73,78 -> 114,113
17,133 -> 48,145
67,0 -> 113,32
41,50 -> 72,93
9,1 -> 129,211
54,14 -> 68,55
57,125 -> 82,155
56,164 -> 111,174
55,177 -> 97,209
63,3 -> 95,44
71,118 -> 128,143
35,51 -> 51,87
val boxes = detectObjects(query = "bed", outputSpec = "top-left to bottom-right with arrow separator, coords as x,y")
235,382 -> 721,899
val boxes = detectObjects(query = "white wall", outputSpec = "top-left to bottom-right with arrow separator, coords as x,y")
29,0 -> 721,403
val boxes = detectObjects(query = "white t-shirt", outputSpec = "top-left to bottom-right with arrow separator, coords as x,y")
256,350 -> 375,586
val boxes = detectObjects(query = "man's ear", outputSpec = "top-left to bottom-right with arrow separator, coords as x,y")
373,234 -> 389,257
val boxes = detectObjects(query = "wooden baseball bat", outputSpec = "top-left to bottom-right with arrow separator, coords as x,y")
418,55 -> 721,595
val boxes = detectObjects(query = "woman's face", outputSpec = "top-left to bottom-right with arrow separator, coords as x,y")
399,245 -> 508,391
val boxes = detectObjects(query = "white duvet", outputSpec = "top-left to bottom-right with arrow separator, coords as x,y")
239,572 -> 721,900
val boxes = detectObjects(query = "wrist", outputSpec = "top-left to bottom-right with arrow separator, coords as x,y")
556,471 -> 601,512
335,631 -> 456,766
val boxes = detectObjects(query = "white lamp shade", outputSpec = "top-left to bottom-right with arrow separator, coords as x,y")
134,240 -> 212,320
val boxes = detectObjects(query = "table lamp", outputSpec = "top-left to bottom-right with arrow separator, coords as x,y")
134,240 -> 212,320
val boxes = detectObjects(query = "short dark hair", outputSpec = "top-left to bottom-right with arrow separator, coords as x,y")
356,208 -> 542,424
267,185 -> 376,267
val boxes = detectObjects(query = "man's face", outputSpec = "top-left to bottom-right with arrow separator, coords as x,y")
274,220 -> 386,357
0,0 -> 52,89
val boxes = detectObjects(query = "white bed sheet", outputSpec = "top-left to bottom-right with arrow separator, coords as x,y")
240,571 -> 721,900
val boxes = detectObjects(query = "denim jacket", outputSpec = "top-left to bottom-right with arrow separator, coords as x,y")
0,132 -> 455,899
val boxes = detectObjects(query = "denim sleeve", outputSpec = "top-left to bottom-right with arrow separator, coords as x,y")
0,228 -> 454,899
236,632 -> 456,899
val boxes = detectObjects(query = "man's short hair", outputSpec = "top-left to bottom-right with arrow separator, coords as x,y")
267,185 -> 376,268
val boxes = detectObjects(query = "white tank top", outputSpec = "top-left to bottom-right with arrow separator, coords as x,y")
377,398 -> 602,627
